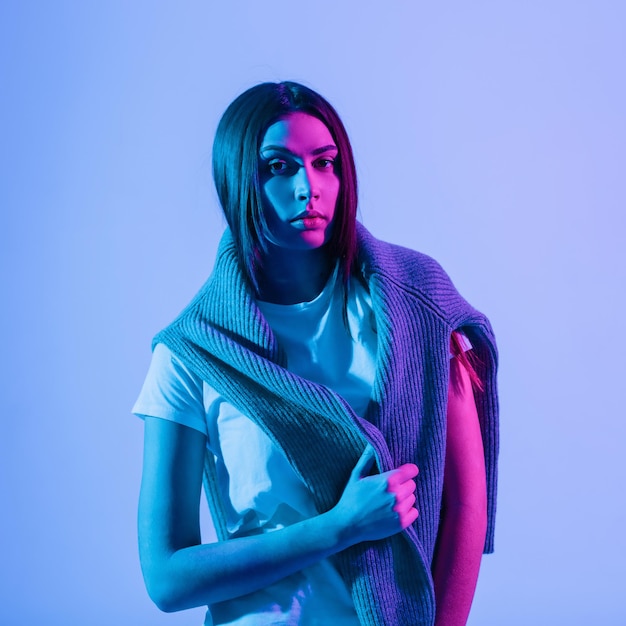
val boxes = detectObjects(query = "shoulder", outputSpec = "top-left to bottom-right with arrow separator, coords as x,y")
149,343 -> 203,389
356,222 -> 474,326
357,222 -> 453,285
133,343 -> 207,436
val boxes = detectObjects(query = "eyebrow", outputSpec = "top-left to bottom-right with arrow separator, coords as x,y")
260,144 -> 338,157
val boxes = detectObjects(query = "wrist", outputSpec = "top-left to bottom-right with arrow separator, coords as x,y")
316,506 -> 354,554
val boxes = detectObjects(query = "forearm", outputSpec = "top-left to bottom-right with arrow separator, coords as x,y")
147,507 -> 350,612
140,419 -> 418,615
432,503 -> 487,626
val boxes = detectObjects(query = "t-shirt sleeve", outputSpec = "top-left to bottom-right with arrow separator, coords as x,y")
132,343 -> 207,436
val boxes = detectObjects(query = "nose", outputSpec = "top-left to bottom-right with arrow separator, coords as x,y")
294,165 -> 319,202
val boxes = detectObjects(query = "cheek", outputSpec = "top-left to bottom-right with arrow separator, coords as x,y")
327,176 -> 341,208
262,180 -> 291,219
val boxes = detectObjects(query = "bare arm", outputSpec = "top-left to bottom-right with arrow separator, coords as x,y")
432,356 -> 488,626
138,416 -> 418,613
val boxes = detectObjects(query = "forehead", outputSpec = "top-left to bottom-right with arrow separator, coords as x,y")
260,112 -> 335,153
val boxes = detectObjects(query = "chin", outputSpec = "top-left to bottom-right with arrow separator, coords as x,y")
297,231 -> 331,250
267,225 -> 333,253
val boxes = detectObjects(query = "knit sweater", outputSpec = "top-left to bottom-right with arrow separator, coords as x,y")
153,222 -> 499,626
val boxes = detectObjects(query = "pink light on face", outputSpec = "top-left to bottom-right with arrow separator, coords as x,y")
259,112 -> 340,252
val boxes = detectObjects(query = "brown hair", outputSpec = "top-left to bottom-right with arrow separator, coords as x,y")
451,330 -> 484,392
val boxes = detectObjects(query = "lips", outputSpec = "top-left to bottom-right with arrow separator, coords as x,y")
290,210 -> 325,222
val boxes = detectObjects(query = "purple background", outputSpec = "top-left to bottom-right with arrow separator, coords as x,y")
2,2 -> 625,624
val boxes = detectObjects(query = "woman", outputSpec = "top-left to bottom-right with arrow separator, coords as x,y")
133,81 -> 499,626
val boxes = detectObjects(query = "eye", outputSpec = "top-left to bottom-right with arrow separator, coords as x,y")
263,158 -> 300,176
268,159 -> 288,174
314,157 -> 336,171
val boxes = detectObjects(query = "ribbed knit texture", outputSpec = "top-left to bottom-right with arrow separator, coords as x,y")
153,222 -> 499,626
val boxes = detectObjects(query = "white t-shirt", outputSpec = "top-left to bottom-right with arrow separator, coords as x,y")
133,269 -> 376,625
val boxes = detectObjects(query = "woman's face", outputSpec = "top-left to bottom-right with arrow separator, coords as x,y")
259,112 -> 340,252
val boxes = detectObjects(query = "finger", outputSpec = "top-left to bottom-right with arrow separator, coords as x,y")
399,506 -> 419,529
350,444 -> 376,481
393,492 -> 417,515
390,479 -> 416,501
386,463 -> 419,488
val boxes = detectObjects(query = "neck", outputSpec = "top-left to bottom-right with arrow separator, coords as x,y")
257,245 -> 335,305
